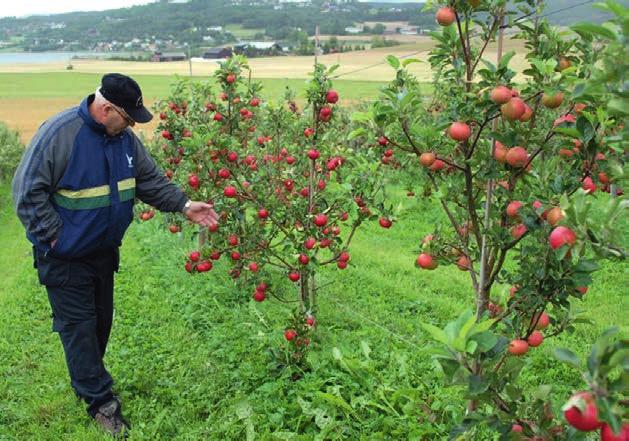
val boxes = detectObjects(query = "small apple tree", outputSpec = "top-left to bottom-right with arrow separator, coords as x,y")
151,56 -> 389,370
353,0 -> 626,436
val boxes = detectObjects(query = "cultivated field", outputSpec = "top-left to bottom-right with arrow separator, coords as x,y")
0,37 -> 529,80
0,75 -> 389,144
0,38 -> 531,144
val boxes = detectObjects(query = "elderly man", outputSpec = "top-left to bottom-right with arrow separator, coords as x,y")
12,73 -> 216,436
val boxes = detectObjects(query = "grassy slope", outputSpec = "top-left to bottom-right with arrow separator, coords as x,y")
0,182 -> 626,439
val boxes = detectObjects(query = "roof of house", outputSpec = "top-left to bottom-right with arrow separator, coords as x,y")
235,41 -> 281,50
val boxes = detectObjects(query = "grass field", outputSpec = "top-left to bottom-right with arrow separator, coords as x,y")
0,179 -> 626,439
224,24 -> 265,39
0,73 -> 394,144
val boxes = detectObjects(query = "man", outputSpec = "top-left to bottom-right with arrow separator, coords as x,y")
12,73 -> 217,436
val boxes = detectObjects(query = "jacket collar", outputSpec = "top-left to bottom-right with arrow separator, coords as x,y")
79,94 -> 108,134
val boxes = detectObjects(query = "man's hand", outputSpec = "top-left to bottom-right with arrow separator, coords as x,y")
184,201 -> 218,228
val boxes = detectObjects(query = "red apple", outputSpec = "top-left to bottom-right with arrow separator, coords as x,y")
534,311 -> 550,330
449,122 -> 471,142
308,149 -> 320,160
542,92 -> 564,109
284,329 -> 297,341
314,214 -> 328,227
436,7 -> 456,26
490,86 -> 512,104
429,159 -> 446,172
549,226 -> 576,249
501,97 -> 526,121
508,339 -> 529,355
494,141 -> 508,163
506,201 -> 523,218
326,89 -> 339,104
506,146 -> 528,168
563,392 -> 602,432
417,253 -> 438,270
527,330 -> 544,347
582,176 -> 597,194
224,186 -> 238,198
600,423 -> 629,441
456,255 -> 470,271
420,152 -> 436,167
379,217 -> 393,228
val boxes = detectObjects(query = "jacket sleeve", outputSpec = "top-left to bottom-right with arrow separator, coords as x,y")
12,129 -> 65,246
133,134 -> 188,212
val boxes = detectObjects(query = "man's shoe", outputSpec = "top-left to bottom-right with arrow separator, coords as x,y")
93,398 -> 130,437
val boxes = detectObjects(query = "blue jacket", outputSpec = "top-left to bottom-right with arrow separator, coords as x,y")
12,94 -> 188,259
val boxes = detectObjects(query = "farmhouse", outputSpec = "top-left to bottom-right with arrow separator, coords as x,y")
233,41 -> 283,56
203,47 -> 233,59
151,51 -> 186,62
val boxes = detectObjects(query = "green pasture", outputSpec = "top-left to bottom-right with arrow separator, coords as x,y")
0,72 -> 396,102
0,180 -> 626,440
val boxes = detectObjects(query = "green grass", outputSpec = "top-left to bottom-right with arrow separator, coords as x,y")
0,72 -> 390,103
0,180 -> 626,439
224,24 -> 265,39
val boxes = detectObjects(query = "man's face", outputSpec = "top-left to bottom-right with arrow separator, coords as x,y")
104,103 -> 135,135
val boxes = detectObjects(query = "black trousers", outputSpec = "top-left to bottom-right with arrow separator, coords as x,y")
35,248 -> 119,416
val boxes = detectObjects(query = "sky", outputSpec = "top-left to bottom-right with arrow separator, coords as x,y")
0,0 -> 157,19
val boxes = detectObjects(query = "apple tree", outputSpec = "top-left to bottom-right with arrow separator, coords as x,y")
150,56 -> 390,370
353,0 -> 627,436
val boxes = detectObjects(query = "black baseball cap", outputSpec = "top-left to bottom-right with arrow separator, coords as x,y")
99,73 -> 153,123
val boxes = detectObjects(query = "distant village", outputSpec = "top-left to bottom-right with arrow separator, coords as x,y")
1,17 -> 432,62
4,21 -> 431,61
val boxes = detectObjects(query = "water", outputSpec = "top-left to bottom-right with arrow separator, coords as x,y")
0,52 -> 138,65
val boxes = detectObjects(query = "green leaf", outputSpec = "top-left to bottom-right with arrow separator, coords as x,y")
348,128 -> 367,140
468,318 -> 497,337
532,385 -> 553,401
571,22 -> 617,40
351,112 -> 372,122
607,98 -> 629,115
554,348 -> 581,368
386,55 -> 400,70
608,348 -> 629,370
575,259 -> 599,273
315,392 -> 355,415
480,59 -> 496,73
421,323 -> 449,345
471,331 -> 499,353
577,116 -> 595,143
454,312 -> 477,350
468,375 -> 490,395
402,58 -> 421,67
498,51 -> 515,70
505,384 -> 522,401
553,127 -> 581,138
360,340 -> 371,359
465,340 -> 478,354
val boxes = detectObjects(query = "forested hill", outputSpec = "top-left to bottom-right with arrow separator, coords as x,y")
0,0 -> 622,52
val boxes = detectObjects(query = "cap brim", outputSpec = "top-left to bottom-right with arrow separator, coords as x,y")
126,106 -> 153,123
